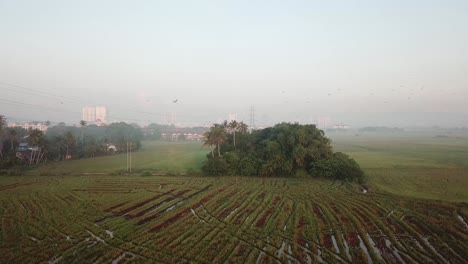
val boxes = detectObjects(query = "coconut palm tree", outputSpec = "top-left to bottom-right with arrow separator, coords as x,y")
228,120 -> 239,148
27,129 -> 46,165
203,130 -> 215,158
211,125 -> 227,157
80,120 -> 86,145
238,121 -> 249,134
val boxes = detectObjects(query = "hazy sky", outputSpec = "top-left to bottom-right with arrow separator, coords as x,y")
1,0 -> 467,127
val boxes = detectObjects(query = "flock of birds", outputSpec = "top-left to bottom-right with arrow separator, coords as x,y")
55,85 -> 455,108
277,85 -> 439,105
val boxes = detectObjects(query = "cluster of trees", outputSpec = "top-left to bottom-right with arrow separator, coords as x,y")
0,115 -> 142,169
201,121 -> 364,182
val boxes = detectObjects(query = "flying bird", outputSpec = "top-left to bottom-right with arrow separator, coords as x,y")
173,99 -> 178,103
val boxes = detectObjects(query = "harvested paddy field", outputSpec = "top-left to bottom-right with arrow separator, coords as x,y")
1,175 -> 467,263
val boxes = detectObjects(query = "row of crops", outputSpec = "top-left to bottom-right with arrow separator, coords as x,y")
0,175 -> 467,263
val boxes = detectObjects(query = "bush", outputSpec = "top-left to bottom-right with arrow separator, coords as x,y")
310,152 -> 364,182
201,157 -> 229,176
238,156 -> 260,176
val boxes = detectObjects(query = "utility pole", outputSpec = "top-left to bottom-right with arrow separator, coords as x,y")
129,142 -> 132,173
126,141 -> 129,173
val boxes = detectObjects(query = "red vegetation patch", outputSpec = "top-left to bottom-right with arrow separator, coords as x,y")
295,217 -> 307,246
313,206 -> 326,223
183,184 -> 212,200
130,196 -> 175,219
322,234 -> 333,249
104,201 -> 129,212
115,189 -> 175,216
340,216 -> 349,225
149,207 -> 191,232
348,232 -> 359,248
233,208 -> 255,225
255,207 -> 274,228
218,206 -> 235,219
352,208 -> 375,230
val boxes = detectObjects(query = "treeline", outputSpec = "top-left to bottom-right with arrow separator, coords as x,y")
202,121 -> 364,182
143,123 -> 208,141
359,126 -> 405,133
0,115 -> 142,168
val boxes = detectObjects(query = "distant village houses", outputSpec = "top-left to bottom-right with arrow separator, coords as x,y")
161,132 -> 204,141
8,122 -> 49,132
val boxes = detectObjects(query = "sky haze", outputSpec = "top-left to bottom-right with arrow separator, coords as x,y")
1,0 -> 467,127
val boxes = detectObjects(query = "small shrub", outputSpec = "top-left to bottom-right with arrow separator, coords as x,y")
140,171 -> 152,177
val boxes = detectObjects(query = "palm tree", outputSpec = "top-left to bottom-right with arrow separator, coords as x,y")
238,121 -> 248,134
203,130 -> 215,158
228,120 -> 239,148
211,125 -> 227,157
29,129 -> 44,144
80,120 -> 86,145
27,129 -> 46,165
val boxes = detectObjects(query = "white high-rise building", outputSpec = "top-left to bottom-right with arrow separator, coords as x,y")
82,107 -> 96,123
95,106 -> 107,123
82,106 -> 107,125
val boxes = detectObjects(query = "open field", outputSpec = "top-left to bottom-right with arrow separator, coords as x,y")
33,134 -> 468,203
1,134 -> 467,263
331,133 -> 468,203
34,141 -> 207,174
1,175 -> 467,263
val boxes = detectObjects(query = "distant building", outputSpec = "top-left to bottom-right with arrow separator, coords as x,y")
95,106 -> 107,123
316,116 -> 332,128
165,112 -> 177,125
82,106 -> 107,125
8,123 -> 48,132
332,124 -> 351,130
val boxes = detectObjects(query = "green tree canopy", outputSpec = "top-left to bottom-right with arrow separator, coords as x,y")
202,122 -> 364,182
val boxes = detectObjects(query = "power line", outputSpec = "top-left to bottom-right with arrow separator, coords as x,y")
0,98 -> 70,112
0,80 -> 234,125
0,81 -> 187,121
0,98 -> 158,124
0,81 -> 76,101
